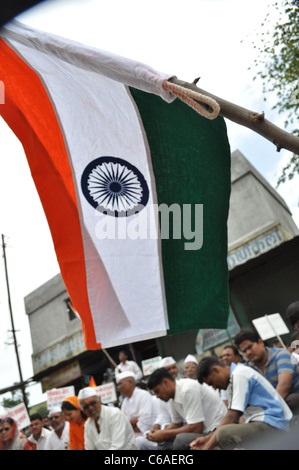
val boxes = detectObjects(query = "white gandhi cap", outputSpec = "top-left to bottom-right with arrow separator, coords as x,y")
116,371 -> 136,383
159,356 -> 176,368
184,354 -> 198,364
78,387 -> 99,401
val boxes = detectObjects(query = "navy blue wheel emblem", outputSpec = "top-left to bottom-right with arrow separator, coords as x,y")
81,156 -> 149,217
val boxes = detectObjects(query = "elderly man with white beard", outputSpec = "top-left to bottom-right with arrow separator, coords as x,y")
78,387 -> 138,450
44,407 -> 69,450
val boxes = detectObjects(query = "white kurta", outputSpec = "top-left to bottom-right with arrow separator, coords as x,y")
153,397 -> 172,429
121,387 -> 157,434
84,404 -> 139,450
115,360 -> 143,382
28,427 -> 52,450
44,422 -> 70,450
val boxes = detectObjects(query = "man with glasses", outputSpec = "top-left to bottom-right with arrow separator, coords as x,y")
44,407 -> 70,450
77,387 -> 138,450
183,355 -> 199,379
234,328 -> 299,414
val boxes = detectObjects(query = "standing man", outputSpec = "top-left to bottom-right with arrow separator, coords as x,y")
147,368 -> 227,450
28,413 -> 51,450
115,350 -> 143,383
44,407 -> 70,450
78,387 -> 138,450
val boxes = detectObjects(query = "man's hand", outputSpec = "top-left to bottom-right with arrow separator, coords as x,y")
130,417 -> 141,433
190,434 -> 212,450
190,409 -> 241,451
146,429 -> 167,442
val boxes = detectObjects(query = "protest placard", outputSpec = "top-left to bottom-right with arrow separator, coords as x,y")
95,382 -> 117,404
47,386 -> 75,411
0,402 -> 30,430
252,313 -> 289,346
142,356 -> 162,376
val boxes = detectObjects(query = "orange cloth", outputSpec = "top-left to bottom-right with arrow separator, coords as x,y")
63,396 -> 87,450
89,377 -> 97,387
65,396 -> 81,409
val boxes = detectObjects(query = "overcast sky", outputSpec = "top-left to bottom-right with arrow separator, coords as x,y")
0,0 -> 298,410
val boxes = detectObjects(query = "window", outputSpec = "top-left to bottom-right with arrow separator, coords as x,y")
65,298 -> 78,321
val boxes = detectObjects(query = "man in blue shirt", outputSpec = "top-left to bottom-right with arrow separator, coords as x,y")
234,328 -> 299,414
190,356 -> 292,450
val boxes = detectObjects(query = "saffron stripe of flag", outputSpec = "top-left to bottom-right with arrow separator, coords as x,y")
0,21 -> 231,349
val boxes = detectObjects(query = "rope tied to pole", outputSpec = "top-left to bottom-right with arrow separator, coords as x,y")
162,80 -> 220,120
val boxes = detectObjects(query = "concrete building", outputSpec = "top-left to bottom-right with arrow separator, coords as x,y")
227,150 -> 298,271
24,150 -> 299,392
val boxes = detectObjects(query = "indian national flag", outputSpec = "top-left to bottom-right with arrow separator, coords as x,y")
0,21 -> 231,349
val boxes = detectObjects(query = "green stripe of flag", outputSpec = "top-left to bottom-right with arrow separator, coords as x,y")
130,88 -> 231,333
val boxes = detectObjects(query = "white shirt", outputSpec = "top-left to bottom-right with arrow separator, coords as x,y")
229,363 -> 292,430
153,397 -> 172,429
115,360 -> 143,382
121,387 -> 157,434
44,422 -> 70,450
28,427 -> 52,450
84,404 -> 139,450
170,378 -> 227,433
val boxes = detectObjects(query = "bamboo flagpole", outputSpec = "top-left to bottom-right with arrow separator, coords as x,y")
167,77 -> 299,155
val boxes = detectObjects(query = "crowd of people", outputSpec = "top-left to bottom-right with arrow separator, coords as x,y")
1,303 -> 299,450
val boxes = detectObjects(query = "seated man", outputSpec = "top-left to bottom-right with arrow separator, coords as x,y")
28,413 -> 51,450
117,371 -> 157,436
190,356 -> 292,450
135,390 -> 171,451
156,356 -> 180,426
78,387 -> 138,450
234,328 -> 299,414
147,367 -> 227,450
218,344 -> 244,406
44,407 -> 70,450
135,357 -> 176,450
183,354 -> 198,379
219,344 -> 243,366
160,356 -> 180,379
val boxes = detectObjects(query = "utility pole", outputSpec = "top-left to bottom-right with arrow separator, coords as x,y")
1,234 -> 28,412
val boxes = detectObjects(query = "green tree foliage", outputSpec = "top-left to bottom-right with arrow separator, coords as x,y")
0,389 -> 28,410
250,0 -> 299,185
29,403 -> 48,417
